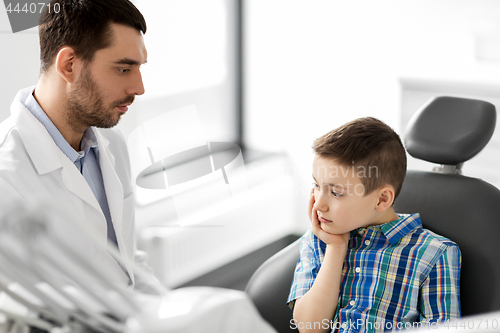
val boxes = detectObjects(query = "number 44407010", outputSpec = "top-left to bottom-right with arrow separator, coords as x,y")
5,2 -> 60,14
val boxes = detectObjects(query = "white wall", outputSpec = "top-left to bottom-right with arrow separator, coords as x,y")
0,0 -> 40,117
245,0 -> 500,233
0,29 -> 39,122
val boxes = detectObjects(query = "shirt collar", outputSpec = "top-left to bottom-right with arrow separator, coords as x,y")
80,127 -> 99,156
23,89 -> 99,162
379,213 -> 422,245
354,213 -> 422,246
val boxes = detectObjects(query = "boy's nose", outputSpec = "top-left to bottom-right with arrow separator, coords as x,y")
313,192 -> 328,212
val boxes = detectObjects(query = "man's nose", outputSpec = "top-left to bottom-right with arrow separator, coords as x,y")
127,70 -> 145,96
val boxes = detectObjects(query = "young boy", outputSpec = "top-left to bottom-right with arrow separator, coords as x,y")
287,117 -> 461,332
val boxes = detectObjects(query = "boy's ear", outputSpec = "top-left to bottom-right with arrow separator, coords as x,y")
54,47 -> 80,84
375,185 -> 396,212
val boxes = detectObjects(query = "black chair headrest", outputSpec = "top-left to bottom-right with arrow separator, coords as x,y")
405,96 -> 497,165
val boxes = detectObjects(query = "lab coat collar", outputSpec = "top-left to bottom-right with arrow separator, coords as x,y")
12,86 -> 65,176
12,87 -> 115,173
12,87 -> 104,214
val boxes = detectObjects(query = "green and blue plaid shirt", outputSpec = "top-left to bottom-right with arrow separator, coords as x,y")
287,213 -> 461,332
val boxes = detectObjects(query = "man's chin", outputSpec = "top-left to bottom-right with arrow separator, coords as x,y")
95,117 -> 120,129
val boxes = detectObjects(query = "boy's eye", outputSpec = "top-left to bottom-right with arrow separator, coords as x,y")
312,182 -> 320,189
328,185 -> 342,197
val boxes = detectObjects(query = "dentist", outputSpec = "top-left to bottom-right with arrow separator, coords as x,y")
0,0 -> 159,292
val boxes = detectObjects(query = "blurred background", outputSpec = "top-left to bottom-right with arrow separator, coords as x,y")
1,0 -> 500,290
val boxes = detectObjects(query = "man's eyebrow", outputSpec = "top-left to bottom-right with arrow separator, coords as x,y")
113,58 -> 147,66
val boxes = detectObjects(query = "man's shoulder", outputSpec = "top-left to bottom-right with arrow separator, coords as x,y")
0,117 -> 28,200
0,117 -> 27,167
0,116 -> 16,147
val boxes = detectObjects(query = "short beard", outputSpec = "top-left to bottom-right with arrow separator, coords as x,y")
65,64 -> 133,132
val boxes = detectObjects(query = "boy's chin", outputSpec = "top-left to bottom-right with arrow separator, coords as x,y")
321,224 -> 348,235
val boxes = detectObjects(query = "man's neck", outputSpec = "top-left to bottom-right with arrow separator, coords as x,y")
34,78 -> 85,151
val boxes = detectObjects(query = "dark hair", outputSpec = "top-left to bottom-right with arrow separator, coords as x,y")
39,0 -> 147,73
313,117 -> 407,199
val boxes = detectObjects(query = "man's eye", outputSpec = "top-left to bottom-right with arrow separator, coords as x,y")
118,68 -> 130,73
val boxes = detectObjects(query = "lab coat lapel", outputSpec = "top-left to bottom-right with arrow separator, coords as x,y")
96,131 -> 123,235
60,158 -> 102,214
12,89 -> 102,214
94,129 -> 134,280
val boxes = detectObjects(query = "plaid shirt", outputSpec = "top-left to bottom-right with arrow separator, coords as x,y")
287,213 -> 461,332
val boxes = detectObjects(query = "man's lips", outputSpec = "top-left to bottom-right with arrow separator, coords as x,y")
116,104 -> 130,112
318,216 -> 332,224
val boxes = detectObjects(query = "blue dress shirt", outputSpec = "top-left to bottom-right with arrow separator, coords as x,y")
23,89 -> 118,247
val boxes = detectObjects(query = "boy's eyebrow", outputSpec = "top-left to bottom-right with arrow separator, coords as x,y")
113,58 -> 148,66
312,175 -> 343,187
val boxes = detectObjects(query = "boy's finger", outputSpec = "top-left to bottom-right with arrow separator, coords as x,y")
311,207 -> 320,228
310,208 -> 324,240
307,191 -> 315,220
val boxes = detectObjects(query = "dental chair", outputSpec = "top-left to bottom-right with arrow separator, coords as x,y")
245,96 -> 500,332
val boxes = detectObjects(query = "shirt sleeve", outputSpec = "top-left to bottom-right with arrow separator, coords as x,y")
419,243 -> 461,322
287,227 -> 323,310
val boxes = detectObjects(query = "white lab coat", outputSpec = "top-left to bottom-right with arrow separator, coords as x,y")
0,87 -> 160,293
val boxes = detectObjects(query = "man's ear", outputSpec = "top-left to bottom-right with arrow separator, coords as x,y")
375,185 -> 396,212
54,47 -> 79,83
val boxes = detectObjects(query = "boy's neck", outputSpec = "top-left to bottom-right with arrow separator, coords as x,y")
368,208 -> 400,227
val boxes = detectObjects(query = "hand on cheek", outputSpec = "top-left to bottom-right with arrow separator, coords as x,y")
307,188 -> 315,223
308,190 -> 350,248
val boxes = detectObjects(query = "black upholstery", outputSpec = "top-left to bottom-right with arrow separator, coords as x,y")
394,170 -> 500,315
405,96 -> 496,165
245,96 -> 500,332
245,239 -> 301,333
396,95 -> 500,316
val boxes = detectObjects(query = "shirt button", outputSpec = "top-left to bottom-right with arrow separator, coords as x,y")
358,229 -> 365,235
355,267 -> 361,273
349,300 -> 355,306
342,323 -> 348,328
365,240 -> 371,246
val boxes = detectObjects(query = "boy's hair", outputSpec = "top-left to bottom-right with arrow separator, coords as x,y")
313,117 -> 407,199
39,0 -> 147,73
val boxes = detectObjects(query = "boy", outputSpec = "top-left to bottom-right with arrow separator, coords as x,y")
287,117 -> 461,332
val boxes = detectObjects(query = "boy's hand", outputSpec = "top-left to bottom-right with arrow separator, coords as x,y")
308,190 -> 350,248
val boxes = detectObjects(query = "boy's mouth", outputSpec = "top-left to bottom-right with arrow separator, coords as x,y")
318,216 -> 333,224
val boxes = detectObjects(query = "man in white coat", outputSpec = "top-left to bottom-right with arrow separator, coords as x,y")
0,0 -> 160,293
